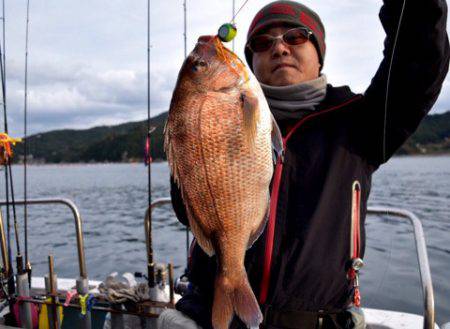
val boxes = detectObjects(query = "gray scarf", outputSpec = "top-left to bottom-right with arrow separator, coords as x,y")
260,74 -> 328,121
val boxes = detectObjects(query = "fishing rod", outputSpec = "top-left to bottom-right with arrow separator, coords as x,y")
0,0 -> 27,285
146,0 -> 155,288
23,0 -> 31,286
232,0 -> 235,51
231,0 -> 249,23
0,0 -> 14,297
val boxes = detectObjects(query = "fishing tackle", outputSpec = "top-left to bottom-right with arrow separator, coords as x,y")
79,294 -> 89,315
144,127 -> 156,166
0,133 -> 22,165
218,23 -> 237,42
218,0 -> 252,43
64,289 -> 77,307
86,295 -> 97,312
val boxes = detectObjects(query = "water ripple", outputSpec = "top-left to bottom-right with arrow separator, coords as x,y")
5,157 -> 449,324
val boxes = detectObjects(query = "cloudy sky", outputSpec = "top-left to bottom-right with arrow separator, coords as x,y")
4,0 -> 450,135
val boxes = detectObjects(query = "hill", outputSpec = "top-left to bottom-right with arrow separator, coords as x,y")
15,112 -> 167,163
14,111 -> 450,163
399,111 -> 450,154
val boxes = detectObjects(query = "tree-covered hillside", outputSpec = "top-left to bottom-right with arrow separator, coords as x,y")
14,111 -> 450,163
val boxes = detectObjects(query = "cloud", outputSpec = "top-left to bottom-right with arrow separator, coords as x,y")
3,0 -> 449,136
6,59 -> 177,135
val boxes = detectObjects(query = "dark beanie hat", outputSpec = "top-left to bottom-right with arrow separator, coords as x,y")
245,0 -> 326,70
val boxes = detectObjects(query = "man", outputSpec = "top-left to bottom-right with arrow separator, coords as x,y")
159,0 -> 449,328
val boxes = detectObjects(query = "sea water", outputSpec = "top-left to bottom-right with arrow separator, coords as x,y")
4,156 -> 450,324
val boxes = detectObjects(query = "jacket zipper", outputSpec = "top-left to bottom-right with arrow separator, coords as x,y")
259,94 -> 363,306
350,180 -> 361,260
348,180 -> 363,307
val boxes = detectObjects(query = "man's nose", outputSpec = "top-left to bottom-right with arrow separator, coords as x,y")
271,38 -> 291,58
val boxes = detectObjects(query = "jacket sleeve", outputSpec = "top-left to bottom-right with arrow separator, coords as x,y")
170,176 -> 190,227
361,0 -> 450,165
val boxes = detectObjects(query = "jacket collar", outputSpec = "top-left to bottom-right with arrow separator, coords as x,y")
316,84 -> 358,111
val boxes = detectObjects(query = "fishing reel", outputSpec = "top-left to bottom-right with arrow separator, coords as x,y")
0,133 -> 22,165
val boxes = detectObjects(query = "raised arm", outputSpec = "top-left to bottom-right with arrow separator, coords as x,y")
361,0 -> 449,165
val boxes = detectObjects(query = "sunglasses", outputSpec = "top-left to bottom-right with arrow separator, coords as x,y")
247,27 -> 312,53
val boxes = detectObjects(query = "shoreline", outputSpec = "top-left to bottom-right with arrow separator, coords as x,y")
10,153 -> 450,166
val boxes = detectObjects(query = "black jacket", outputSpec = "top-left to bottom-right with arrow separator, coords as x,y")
171,0 -> 449,328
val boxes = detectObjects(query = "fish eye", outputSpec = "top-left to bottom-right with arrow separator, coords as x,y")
192,60 -> 208,72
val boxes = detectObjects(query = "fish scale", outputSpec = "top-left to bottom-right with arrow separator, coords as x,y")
165,35 -> 281,329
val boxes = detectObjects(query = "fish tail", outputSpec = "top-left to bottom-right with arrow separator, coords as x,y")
212,270 -> 263,329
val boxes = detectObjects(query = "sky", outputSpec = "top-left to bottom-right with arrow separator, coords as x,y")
3,0 -> 450,136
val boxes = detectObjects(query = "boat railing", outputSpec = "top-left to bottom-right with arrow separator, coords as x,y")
146,199 -> 435,329
367,207 -> 434,329
0,198 -> 87,279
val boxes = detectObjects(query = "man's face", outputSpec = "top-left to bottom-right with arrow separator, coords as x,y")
251,26 -> 321,86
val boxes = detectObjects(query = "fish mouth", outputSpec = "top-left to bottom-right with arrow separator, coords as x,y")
197,35 -> 216,44
192,35 -> 249,83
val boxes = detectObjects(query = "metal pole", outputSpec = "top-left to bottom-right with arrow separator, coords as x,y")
47,255 -> 59,329
168,263 -> 174,305
16,272 -> 32,329
145,198 -> 172,281
76,277 -> 91,329
0,198 -> 87,279
367,207 -> 435,329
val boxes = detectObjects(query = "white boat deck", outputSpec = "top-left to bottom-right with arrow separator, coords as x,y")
26,277 -> 442,329
365,308 -> 440,329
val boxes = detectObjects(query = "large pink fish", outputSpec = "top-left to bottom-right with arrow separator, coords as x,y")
165,35 -> 282,329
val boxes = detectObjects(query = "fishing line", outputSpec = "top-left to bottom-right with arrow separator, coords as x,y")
364,214 -> 394,306
231,0 -> 250,24
382,0 -> 407,162
232,0 -> 235,51
363,0 -> 407,306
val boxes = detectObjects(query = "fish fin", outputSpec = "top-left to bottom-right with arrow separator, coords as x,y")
271,113 -> 284,164
165,115 -> 214,257
185,203 -> 215,257
165,120 -> 214,256
212,275 -> 234,329
163,119 -> 179,183
241,90 -> 260,148
212,270 -> 263,329
247,194 -> 270,249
